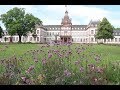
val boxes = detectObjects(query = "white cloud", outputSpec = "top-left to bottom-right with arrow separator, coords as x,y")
43,18 -> 60,25
70,5 -> 109,20
45,5 -> 110,25
45,5 -> 120,27
1,5 -> 120,29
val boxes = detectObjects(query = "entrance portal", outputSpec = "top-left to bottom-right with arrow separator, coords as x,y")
60,36 -> 72,44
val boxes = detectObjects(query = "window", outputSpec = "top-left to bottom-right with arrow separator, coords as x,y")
108,39 -> 110,42
37,37 -> 39,41
91,30 -> 94,34
115,38 -> 117,42
119,38 -> 120,42
81,39 -> 82,42
4,37 -> 8,41
83,39 -> 85,42
91,38 -> 94,42
37,30 -> 39,34
12,37 -> 15,41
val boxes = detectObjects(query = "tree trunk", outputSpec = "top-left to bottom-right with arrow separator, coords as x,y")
18,35 -> 22,43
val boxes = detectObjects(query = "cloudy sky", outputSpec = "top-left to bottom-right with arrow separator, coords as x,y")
0,5 -> 120,29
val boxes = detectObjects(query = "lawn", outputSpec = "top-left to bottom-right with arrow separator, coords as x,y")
0,43 -> 120,85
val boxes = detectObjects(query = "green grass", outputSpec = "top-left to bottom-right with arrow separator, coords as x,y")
0,43 -> 120,85
0,44 -> 40,59
0,44 -> 120,61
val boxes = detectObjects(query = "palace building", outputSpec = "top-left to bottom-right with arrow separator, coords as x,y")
1,6 -> 120,44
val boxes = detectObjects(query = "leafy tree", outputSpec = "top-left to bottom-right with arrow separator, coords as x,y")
0,26 -> 4,42
95,17 -> 114,43
0,26 -> 4,38
0,7 -> 42,43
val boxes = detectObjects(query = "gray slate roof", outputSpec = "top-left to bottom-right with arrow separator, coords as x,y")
44,25 -> 87,31
113,30 -> 120,36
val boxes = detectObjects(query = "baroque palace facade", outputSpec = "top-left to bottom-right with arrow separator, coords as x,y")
1,9 -> 120,44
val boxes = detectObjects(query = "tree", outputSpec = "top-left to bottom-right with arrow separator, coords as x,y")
95,17 -> 114,43
0,26 -> 4,42
0,7 -> 42,43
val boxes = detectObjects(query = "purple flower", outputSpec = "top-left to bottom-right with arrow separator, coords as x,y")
64,69 -> 71,77
21,76 -> 27,82
48,53 -> 52,59
68,50 -> 72,55
75,61 -> 80,65
88,64 -> 96,71
79,67 -> 84,72
26,66 -> 34,74
94,55 -> 101,61
34,58 -> 38,62
96,66 -> 104,73
42,58 -> 47,64
58,53 -> 62,58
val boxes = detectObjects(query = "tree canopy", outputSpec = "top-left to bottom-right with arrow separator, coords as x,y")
0,7 -> 42,42
95,17 -> 114,43
0,26 -> 4,38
